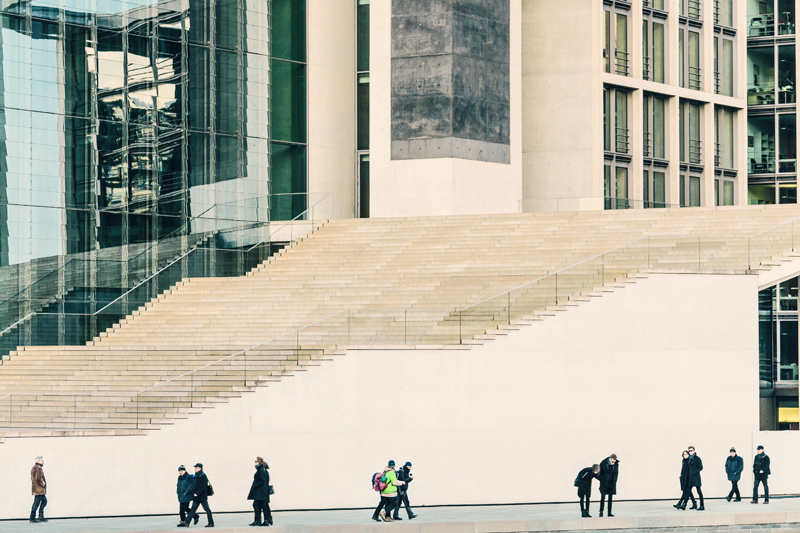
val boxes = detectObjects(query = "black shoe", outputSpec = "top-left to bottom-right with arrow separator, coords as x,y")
205,524 -> 215,528
607,513 -> 615,517
393,516 -> 402,520
751,500 -> 758,504
249,522 -> 262,527
30,519 -> 39,523
674,503 -> 682,509
764,500 -> 770,504
581,511 -> 587,518
726,495 -> 732,502
194,516 -> 199,525
38,518 -> 48,523
178,522 -> 188,527
734,498 -> 742,502
372,516 -> 381,523
697,505 -> 705,511
690,503 -> 698,510
680,503 -> 687,510
408,513 -> 417,519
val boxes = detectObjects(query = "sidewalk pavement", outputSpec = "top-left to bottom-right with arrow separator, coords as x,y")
3,497 -> 798,533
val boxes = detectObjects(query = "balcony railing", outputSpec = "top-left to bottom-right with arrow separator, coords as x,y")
615,50 -> 629,76
713,0 -> 720,25
643,131 -> 651,158
688,65 -> 701,90
748,13 -> 775,37
688,0 -> 701,20
748,82 -> 776,106
615,127 -> 630,154
643,55 -> 650,80
714,142 -> 721,168
689,138 -> 702,165
749,150 -> 776,174
714,70 -> 720,94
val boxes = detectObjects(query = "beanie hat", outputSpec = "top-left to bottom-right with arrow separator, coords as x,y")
730,448 -> 736,453
388,460 -> 395,467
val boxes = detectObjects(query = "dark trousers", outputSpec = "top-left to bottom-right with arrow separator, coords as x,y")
373,495 -> 397,518
599,493 -> 613,514
579,495 -> 591,515
30,495 -> 47,519
393,491 -> 413,518
691,487 -> 704,506
253,500 -> 271,524
728,480 -> 741,500
180,502 -> 191,522
679,487 -> 696,506
753,479 -> 769,501
185,499 -> 213,525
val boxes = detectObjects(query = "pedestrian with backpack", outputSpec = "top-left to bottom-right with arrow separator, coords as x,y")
177,465 -> 198,526
179,463 -> 215,528
371,460 -> 405,522
575,464 -> 600,517
392,462 -> 417,520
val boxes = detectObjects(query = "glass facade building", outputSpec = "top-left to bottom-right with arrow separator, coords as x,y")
0,0 -> 308,353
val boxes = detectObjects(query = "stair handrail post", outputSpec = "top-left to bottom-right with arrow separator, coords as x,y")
404,310 -> 407,345
748,236 -> 752,271
555,272 -> 558,306
244,349 -> 247,388
459,309 -> 462,345
507,291 -> 511,325
136,394 -> 139,430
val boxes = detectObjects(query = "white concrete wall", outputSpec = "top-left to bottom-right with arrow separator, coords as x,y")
307,0 -> 356,219
0,273 -> 761,519
369,0 -> 523,218
751,430 -> 800,497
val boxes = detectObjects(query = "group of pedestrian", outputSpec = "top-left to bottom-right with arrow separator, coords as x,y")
574,454 -> 618,518
575,446 -> 772,518
372,460 -> 417,523
177,463 -> 215,527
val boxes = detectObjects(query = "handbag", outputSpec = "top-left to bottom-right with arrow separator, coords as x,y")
207,484 -> 215,497
269,485 -> 274,495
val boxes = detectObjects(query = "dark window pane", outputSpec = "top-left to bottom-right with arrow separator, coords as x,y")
216,49 -> 240,135
271,0 -> 306,62
216,135 -> 240,184
357,74 -> 370,150
216,0 -> 239,50
359,154 -> 369,218
188,45 -> 212,131
357,0 -> 370,71
271,59 -> 306,143
780,321 -> 798,380
270,143 -> 306,220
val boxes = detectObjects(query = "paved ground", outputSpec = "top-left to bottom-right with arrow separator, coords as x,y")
2,497 -> 798,532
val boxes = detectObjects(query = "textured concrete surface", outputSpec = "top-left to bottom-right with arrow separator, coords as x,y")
2,498 -> 799,532
390,0 -> 510,163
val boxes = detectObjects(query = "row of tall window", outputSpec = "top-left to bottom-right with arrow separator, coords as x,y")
357,0 -> 370,218
604,86 -> 736,208
605,2 -> 736,96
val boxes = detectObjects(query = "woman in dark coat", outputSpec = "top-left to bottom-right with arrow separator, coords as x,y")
598,454 -> 619,517
247,457 -> 272,527
674,450 -> 696,510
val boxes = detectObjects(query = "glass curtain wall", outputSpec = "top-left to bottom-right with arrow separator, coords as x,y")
270,0 -> 308,221
357,0 -> 369,218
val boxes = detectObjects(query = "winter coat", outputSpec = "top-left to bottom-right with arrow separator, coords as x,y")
177,473 -> 194,503
381,468 -> 399,497
396,467 -> 412,493
576,467 -> 597,496
688,454 -> 703,487
725,455 -> 744,482
248,464 -> 269,502
188,470 -> 210,502
31,464 -> 46,496
598,458 -> 619,495
679,457 -> 691,491
753,453 -> 771,480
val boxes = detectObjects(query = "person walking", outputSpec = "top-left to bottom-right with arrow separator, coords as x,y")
30,456 -> 47,523
177,465 -> 198,526
598,454 -> 619,517
751,445 -> 771,504
575,464 -> 600,517
392,462 -> 417,520
179,463 -> 214,528
248,457 -> 272,527
371,460 -> 405,522
725,448 -> 744,502
674,450 -> 696,510
687,446 -> 704,510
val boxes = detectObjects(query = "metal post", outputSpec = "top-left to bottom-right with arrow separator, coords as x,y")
459,310 -> 462,345
136,395 -> 139,430
555,273 -> 558,305
191,370 -> 194,408
601,254 -> 605,285
74,395 -> 77,431
507,292 -> 511,325
244,350 -> 247,387
404,310 -> 407,345
348,309 -> 351,344
748,237 -> 751,271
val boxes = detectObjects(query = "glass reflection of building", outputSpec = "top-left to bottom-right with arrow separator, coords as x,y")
0,0 -> 307,267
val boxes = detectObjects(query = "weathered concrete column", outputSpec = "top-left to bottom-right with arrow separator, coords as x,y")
390,0 -> 510,164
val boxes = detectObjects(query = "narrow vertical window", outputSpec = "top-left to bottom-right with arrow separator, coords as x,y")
616,14 -> 628,76
653,97 -> 665,159
723,39 -> 733,97
679,29 -> 685,88
643,20 -> 649,80
615,91 -> 628,153
654,172 -> 666,207
653,23 -> 664,83
643,96 -> 650,157
688,31 -> 700,90
604,10 -> 611,74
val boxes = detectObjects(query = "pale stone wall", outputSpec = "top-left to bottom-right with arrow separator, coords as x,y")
0,273 -> 761,518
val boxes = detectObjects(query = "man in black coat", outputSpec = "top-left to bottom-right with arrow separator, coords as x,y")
392,462 -> 417,520
177,465 -> 198,526
248,457 -> 271,526
180,463 -> 214,528
598,454 -> 619,517
576,464 -> 600,517
687,446 -> 704,510
751,445 -> 771,504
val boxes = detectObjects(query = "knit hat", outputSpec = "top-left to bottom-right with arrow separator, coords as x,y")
404,461 -> 412,467
757,445 -> 764,450
730,448 -> 736,453
194,463 -> 203,468
388,460 -> 395,467
179,465 -> 186,471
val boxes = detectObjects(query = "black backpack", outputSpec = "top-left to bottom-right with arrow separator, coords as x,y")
574,470 -> 583,487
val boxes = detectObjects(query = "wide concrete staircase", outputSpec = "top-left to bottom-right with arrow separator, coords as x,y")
0,205 -> 799,440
